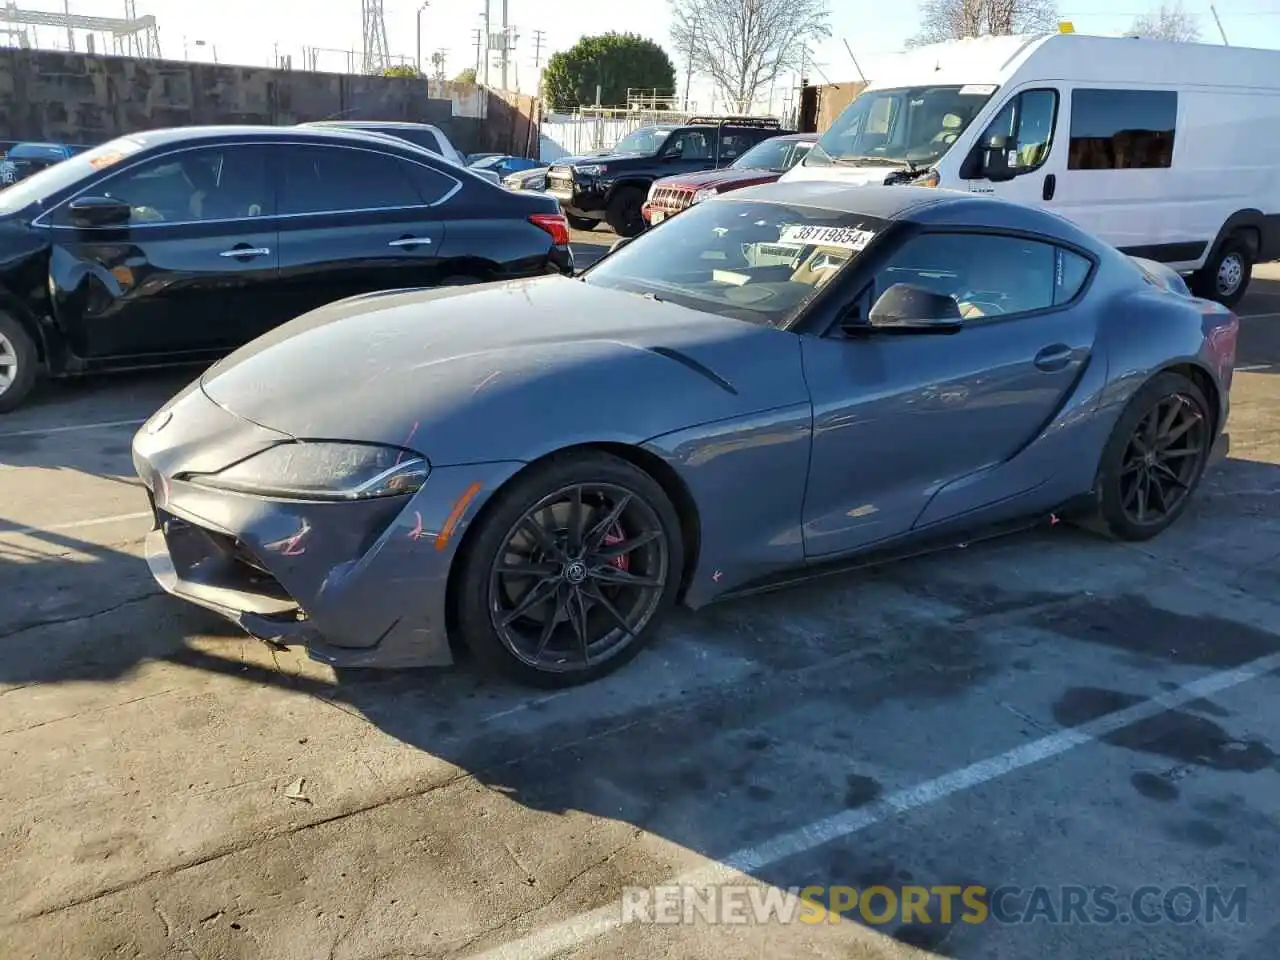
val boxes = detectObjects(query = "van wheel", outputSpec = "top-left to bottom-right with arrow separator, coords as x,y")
1192,234 -> 1253,307
0,312 -> 38,413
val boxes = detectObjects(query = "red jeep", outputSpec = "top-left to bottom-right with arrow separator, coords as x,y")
641,132 -> 817,226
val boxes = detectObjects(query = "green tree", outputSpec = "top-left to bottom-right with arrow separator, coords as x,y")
454,67 -> 478,84
383,64 -> 420,78
542,33 -> 676,111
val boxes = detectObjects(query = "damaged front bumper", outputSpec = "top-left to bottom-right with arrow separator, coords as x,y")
132,386 -> 521,670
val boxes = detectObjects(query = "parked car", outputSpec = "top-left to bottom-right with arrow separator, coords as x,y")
471,154 -> 542,179
642,132 -> 817,226
0,142 -> 75,186
0,124 -> 572,412
298,121 -> 502,184
546,116 -> 791,236
134,183 -> 1235,688
502,165 -> 550,192
783,32 -> 1280,306
467,152 -> 503,165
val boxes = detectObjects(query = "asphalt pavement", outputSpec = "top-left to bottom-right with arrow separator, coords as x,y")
0,254 -> 1277,960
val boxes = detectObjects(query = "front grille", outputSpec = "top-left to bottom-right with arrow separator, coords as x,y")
649,185 -> 696,213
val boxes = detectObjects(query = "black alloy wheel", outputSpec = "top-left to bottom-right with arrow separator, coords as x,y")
1092,371 -> 1212,541
606,187 -> 645,237
455,452 -> 683,687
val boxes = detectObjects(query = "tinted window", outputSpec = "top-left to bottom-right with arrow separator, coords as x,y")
979,89 -> 1058,173
1055,248 -> 1092,304
584,199 -> 888,327
402,160 -> 458,204
875,232 -> 1058,318
62,145 -> 272,224
388,128 -> 445,155
280,145 -> 425,214
1069,89 -> 1176,170
662,130 -> 713,160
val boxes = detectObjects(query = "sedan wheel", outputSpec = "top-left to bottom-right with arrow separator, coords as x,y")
1092,372 -> 1212,541
456,452 -> 683,687
0,313 -> 38,413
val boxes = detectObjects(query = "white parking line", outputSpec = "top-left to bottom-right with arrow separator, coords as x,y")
0,511 -> 151,539
1240,310 -> 1280,320
1237,364 -> 1272,372
0,417 -> 146,440
464,648 -> 1280,960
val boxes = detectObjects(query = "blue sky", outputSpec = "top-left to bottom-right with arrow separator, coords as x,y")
16,0 -> 1280,106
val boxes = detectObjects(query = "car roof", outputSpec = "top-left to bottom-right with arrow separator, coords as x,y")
102,124 -> 431,150
303,119 -> 444,132
722,182 -> 1101,247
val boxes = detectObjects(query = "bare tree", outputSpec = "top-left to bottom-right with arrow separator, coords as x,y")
670,0 -> 831,114
910,0 -> 1059,46
1129,1 -> 1201,41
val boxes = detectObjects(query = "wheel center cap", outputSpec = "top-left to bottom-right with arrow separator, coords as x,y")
1144,451 -> 1156,466
564,560 -> 588,584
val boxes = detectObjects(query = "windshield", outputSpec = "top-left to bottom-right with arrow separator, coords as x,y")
731,138 -> 813,172
808,84 -> 996,169
609,126 -> 673,156
584,199 -> 887,327
0,136 -> 145,216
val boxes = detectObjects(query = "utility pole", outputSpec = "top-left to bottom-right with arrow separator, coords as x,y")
1210,4 -> 1229,44
417,1 -> 428,74
63,0 -> 74,51
532,29 -> 545,69
499,0 -> 509,91
481,0 -> 490,86
472,28 -> 482,77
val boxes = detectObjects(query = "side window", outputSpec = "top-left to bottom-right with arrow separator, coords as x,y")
402,159 -> 459,205
978,89 -> 1058,174
279,145 -> 426,214
719,133 -> 752,160
397,129 -> 445,157
1055,248 -> 1092,304
64,145 -> 272,224
662,131 -> 712,160
1068,89 -> 1176,170
874,232 -> 1058,319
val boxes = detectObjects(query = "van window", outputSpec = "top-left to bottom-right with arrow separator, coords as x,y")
1068,89 -> 1176,170
977,89 -> 1058,174
807,85 -> 997,171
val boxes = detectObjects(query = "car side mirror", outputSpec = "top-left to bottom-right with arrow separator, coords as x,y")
979,133 -> 1017,183
865,283 -> 964,333
67,195 -> 131,228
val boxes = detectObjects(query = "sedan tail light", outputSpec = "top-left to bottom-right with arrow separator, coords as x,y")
530,212 -> 570,246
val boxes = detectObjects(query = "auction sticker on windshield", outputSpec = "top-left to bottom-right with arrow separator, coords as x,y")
88,138 -> 145,170
779,224 -> 876,250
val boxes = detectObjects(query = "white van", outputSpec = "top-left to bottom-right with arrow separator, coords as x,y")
782,32 -> 1280,305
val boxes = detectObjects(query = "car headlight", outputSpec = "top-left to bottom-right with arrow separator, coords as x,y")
692,187 -> 718,203
910,168 -> 940,187
180,441 -> 429,501
576,164 -> 606,176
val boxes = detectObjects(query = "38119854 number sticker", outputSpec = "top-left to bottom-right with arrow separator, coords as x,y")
778,224 -> 877,250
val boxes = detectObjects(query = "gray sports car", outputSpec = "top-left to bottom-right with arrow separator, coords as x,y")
133,183 -> 1238,687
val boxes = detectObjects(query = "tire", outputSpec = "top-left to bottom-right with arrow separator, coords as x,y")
605,187 -> 645,238
454,451 -> 684,688
1089,371 -> 1213,541
1191,233 -> 1253,307
0,311 -> 38,414
566,214 -> 598,232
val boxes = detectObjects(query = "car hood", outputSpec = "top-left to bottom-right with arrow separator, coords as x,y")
199,277 -> 807,466
554,151 -> 648,168
781,160 -> 901,186
655,167 -> 781,190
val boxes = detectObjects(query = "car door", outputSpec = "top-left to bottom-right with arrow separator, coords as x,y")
273,142 -> 458,319
799,228 -> 1097,559
962,86 -> 1062,208
43,143 -> 277,359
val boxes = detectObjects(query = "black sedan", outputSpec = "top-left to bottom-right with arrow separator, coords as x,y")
0,125 -> 572,411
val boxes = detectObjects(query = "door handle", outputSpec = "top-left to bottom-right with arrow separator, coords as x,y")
1042,173 -> 1056,201
389,236 -> 431,247
219,246 -> 270,258
1034,344 -> 1073,372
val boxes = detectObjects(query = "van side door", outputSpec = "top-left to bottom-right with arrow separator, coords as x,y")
960,86 -> 1063,209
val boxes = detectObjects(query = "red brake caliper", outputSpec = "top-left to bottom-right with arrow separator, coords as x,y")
602,523 -> 630,572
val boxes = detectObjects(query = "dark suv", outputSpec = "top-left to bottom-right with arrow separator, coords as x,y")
546,117 -> 789,236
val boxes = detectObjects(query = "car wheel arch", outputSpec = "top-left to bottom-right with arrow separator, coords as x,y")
1159,360 -> 1222,438
0,290 -> 48,364
442,440 -> 703,658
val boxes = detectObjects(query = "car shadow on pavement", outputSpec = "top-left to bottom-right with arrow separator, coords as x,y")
3,452 -> 1278,955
